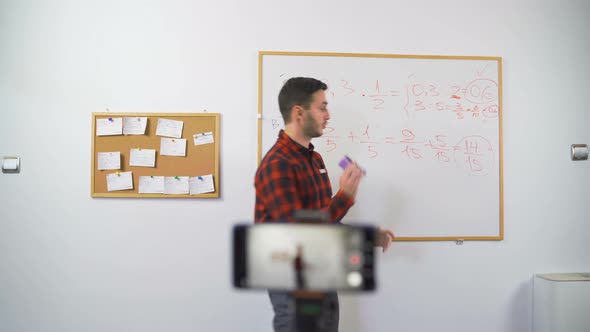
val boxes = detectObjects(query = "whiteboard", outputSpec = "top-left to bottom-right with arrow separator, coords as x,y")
258,51 -> 503,241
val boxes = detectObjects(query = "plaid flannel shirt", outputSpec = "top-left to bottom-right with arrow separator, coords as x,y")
255,130 -> 354,223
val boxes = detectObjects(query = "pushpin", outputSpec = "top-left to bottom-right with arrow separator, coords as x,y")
116,171 -> 120,176
108,117 -> 113,122
198,176 -> 203,181
174,176 -> 179,180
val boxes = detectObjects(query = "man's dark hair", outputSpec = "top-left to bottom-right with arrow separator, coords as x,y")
278,77 -> 328,123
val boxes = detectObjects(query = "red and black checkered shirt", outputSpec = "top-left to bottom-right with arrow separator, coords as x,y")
255,130 -> 354,223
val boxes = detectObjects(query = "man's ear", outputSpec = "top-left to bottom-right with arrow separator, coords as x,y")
291,105 -> 304,120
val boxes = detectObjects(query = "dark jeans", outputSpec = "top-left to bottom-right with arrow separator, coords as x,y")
268,291 -> 339,332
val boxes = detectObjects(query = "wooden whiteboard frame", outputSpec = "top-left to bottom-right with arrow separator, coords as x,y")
91,112 -> 220,198
258,51 -> 504,241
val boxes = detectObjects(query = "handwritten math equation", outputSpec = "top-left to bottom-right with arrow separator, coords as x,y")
405,77 -> 499,120
268,122 -> 496,176
269,73 -> 500,175
284,75 -> 500,121
319,126 -> 495,175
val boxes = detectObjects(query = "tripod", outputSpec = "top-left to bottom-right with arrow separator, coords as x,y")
292,291 -> 338,332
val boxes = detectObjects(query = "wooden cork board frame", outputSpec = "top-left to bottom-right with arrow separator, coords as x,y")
91,112 -> 220,198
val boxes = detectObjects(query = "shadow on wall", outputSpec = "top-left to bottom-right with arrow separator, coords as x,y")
509,278 -> 532,332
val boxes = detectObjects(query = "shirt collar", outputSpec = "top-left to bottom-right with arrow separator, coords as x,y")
278,130 -> 315,157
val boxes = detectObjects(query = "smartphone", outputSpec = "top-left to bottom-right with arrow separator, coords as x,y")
233,223 -> 376,292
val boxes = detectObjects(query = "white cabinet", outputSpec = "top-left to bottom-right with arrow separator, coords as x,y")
533,273 -> 590,332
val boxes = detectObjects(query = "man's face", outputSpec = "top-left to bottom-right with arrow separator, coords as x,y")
302,90 -> 330,139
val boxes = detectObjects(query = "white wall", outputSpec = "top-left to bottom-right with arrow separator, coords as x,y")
1,1 -> 588,331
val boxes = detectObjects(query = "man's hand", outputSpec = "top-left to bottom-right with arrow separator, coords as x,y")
377,227 -> 395,252
339,163 -> 364,199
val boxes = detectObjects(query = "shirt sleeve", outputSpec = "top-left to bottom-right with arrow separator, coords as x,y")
329,189 -> 355,222
256,158 -> 354,223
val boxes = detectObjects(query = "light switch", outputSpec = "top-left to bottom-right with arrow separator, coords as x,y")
2,156 -> 20,173
571,144 -> 589,161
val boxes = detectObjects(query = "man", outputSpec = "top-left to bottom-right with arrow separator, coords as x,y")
254,77 -> 394,331
293,244 -> 305,290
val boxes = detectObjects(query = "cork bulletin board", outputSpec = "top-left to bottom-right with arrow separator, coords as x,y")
91,112 -> 220,198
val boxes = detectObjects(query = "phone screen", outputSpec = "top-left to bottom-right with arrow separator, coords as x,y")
233,223 -> 375,292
